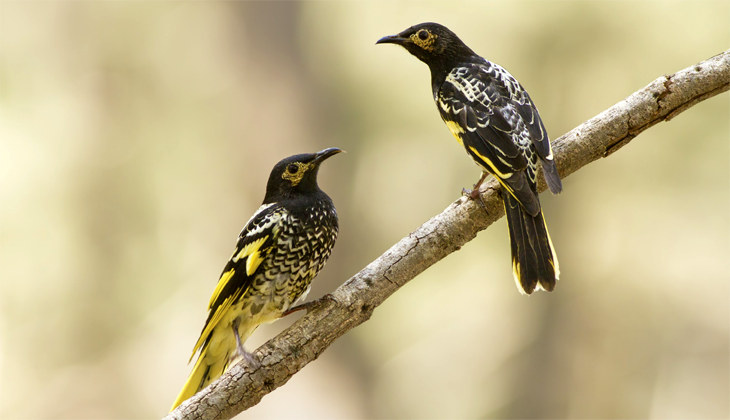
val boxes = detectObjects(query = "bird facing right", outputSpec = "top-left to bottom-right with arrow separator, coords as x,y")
170,148 -> 343,411
377,23 -> 562,295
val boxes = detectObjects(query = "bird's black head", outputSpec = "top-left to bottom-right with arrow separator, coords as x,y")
376,23 -> 475,70
263,148 -> 344,204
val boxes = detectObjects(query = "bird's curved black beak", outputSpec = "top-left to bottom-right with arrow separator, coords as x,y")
376,34 -> 407,45
312,147 -> 345,165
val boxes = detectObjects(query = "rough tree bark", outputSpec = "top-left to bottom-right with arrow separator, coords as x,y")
165,50 -> 729,420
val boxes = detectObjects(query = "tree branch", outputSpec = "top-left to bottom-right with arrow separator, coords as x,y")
165,50 -> 729,420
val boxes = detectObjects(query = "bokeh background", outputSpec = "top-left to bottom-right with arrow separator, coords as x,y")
1,1 -> 728,418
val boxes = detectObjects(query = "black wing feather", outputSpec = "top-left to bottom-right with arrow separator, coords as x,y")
439,73 -> 526,174
437,61 -> 562,207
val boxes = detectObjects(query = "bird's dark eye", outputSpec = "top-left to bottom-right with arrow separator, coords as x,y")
287,164 -> 299,174
417,30 -> 429,40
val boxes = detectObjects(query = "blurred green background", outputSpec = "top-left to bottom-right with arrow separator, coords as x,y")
1,1 -> 728,418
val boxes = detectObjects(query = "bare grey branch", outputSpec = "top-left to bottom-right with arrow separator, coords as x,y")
165,50 -> 729,420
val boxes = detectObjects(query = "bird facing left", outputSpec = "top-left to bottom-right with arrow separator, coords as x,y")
377,23 -> 562,295
170,147 -> 344,411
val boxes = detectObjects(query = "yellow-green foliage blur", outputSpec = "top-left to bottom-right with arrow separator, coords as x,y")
1,1 -> 728,418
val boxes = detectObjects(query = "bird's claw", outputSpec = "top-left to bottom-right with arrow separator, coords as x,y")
229,348 -> 261,372
462,187 -> 482,200
240,350 -> 261,371
462,187 -> 488,213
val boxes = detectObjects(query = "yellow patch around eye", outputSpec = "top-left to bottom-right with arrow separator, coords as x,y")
281,162 -> 312,186
410,31 -> 438,51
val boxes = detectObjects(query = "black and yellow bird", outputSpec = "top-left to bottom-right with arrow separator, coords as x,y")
377,23 -> 562,295
170,148 -> 343,411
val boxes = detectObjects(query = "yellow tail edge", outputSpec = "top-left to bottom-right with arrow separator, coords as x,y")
170,349 -> 208,412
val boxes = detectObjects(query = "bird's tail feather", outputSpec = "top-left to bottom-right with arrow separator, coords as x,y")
503,191 -> 559,294
170,345 -> 227,412
541,159 -> 563,195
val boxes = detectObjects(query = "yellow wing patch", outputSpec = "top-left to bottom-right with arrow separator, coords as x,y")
191,277 -> 238,361
468,146 -> 513,179
445,120 -> 465,146
233,236 -> 269,276
208,268 -> 236,309
190,236 -> 269,361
